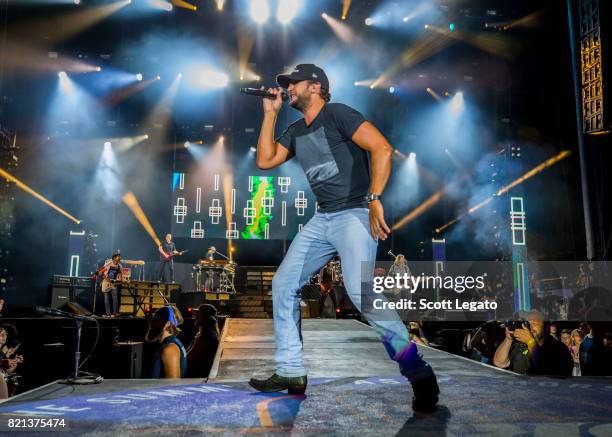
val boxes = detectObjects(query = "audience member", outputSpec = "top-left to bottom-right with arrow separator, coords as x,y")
580,318 -> 612,376
0,327 -> 23,399
145,306 -> 187,379
560,329 -> 572,349
550,323 -> 559,340
570,329 -> 582,376
493,311 -> 573,376
604,332 -> 612,350
186,304 -> 220,378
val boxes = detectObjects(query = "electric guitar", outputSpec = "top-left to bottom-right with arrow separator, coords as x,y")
101,277 -> 129,293
161,249 -> 189,261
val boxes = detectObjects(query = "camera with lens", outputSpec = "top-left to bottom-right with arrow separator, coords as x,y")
504,320 -> 530,331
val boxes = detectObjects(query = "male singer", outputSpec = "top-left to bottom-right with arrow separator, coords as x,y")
248,64 -> 439,412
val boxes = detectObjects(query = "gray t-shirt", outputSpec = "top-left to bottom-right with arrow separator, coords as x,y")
277,103 -> 369,212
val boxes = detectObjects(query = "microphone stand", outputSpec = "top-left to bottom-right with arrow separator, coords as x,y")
36,307 -> 103,385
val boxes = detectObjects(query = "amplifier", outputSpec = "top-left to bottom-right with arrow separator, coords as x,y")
52,275 -> 72,287
50,286 -> 71,308
73,276 -> 93,288
49,275 -> 95,311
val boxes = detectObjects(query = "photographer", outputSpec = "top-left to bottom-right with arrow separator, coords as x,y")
493,311 -> 573,376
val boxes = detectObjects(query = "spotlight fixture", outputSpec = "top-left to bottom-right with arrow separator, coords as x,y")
389,87 -> 395,94
58,71 -> 67,78
74,0 -> 81,4
104,141 -> 112,148
96,66 -> 102,72
177,72 -> 183,78
365,17 -> 373,26
184,142 -> 190,148
250,0 -> 270,24
156,75 -> 161,80
250,146 -> 256,152
321,12 -> 327,18
277,0 -> 302,25
136,73 -> 143,81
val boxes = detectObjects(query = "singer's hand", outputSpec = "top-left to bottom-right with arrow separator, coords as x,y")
262,86 -> 283,114
369,200 -> 390,240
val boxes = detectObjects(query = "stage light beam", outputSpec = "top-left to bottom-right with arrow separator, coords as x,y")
435,150 -> 572,233
341,0 -> 351,20
449,92 -> 464,116
122,192 -> 161,248
12,0 -> 131,44
0,167 -> 80,224
426,87 -> 442,102
170,0 -> 196,11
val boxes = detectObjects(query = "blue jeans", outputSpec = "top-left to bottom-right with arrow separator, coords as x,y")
104,288 -> 119,315
272,207 -> 432,382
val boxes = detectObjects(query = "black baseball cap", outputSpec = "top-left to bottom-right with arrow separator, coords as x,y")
276,64 -> 330,91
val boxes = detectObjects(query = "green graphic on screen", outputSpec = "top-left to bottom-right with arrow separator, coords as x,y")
241,176 -> 276,239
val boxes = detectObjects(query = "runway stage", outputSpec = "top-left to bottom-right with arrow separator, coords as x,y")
0,319 -> 610,436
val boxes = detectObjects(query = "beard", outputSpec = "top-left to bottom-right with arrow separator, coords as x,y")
289,92 -> 311,112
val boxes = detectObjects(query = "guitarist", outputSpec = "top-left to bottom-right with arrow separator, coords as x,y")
101,252 -> 122,317
158,233 -> 178,283
318,261 -> 337,317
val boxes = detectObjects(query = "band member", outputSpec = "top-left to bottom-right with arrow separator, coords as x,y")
388,254 -> 412,295
101,252 -> 122,317
248,64 -> 439,412
145,306 -> 187,378
318,261 -> 337,316
206,246 -> 217,261
158,234 -> 178,283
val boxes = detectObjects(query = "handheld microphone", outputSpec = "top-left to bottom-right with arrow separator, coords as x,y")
240,88 -> 288,101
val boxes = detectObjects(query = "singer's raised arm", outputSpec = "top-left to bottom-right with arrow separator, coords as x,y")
256,87 -> 292,170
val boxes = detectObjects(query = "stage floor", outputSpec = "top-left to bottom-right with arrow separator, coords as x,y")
0,319 -> 610,436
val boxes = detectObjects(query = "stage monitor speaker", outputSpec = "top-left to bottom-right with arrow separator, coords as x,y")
110,342 -> 143,379
50,286 -> 71,308
64,301 -> 93,316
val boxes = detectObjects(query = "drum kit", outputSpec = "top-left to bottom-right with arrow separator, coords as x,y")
192,258 -> 237,294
